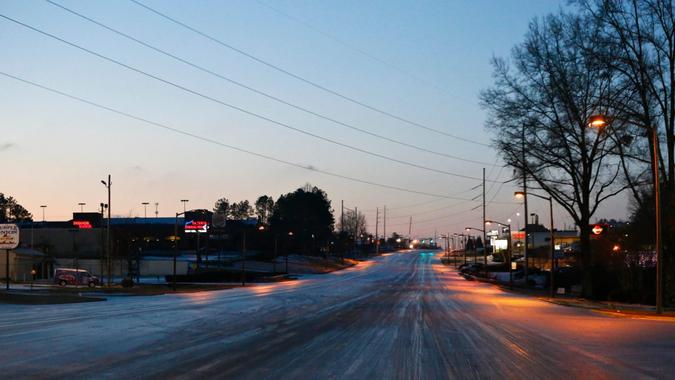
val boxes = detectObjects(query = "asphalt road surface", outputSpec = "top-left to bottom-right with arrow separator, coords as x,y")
1,250 -> 674,379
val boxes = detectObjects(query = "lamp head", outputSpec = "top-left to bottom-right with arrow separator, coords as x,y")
588,114 -> 607,128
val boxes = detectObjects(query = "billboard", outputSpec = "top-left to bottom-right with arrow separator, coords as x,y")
184,210 -> 213,234
72,212 -> 103,228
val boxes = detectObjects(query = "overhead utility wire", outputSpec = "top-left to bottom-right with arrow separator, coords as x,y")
0,71 -> 490,201
129,0 -> 491,148
386,207 -> 478,227
254,0 -> 459,100
385,202 -> 466,220
0,14 -> 500,183
46,0 -> 492,166
361,181 -> 489,212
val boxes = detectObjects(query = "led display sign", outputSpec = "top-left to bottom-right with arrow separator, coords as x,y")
72,221 -> 93,229
185,220 -> 209,233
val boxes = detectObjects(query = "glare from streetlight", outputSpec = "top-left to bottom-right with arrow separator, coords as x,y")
588,114 -> 607,128
514,191 -> 525,199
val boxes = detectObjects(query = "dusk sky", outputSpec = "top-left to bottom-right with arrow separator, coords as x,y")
1,0 -> 630,236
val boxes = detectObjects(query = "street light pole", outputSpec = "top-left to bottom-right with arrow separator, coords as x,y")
78,202 -> 86,212
486,220 -> 513,288
181,199 -> 189,214
588,115 -> 663,313
142,202 -> 149,221
516,191 -> 554,295
241,229 -> 246,287
651,126 -> 663,314
465,227 -> 485,274
521,124 -> 529,284
173,212 -> 184,291
286,231 -> 293,273
101,176 -> 111,286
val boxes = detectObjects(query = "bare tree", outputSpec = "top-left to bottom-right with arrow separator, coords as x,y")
337,209 -> 368,238
578,0 -> 674,193
481,12 -> 631,296
577,0 -> 675,301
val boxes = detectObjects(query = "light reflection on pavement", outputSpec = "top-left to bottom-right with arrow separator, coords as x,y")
0,250 -> 673,379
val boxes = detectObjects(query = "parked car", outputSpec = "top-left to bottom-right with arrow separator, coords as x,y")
459,263 -> 485,277
511,268 -> 548,288
54,268 -> 99,288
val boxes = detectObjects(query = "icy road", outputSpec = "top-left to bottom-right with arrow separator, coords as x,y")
1,250 -> 674,379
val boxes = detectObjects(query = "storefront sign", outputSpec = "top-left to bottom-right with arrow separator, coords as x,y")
0,224 -> 19,249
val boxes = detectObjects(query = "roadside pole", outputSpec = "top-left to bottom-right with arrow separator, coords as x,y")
5,249 -> 9,291
375,208 -> 379,255
273,235 -> 278,273
241,230 -> 246,287
1,223 -> 20,291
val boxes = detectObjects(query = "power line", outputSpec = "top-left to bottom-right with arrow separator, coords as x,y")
0,13 -> 500,183
254,0 -> 460,100
129,0 -> 491,148
0,70 -> 492,201
385,202 -> 466,220
46,0 -> 493,167
386,207 -> 479,227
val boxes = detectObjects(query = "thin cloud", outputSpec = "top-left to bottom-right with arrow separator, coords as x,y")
0,142 -> 16,152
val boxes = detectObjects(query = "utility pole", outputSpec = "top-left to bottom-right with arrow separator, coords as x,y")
354,206 -> 358,254
482,167 -> 487,277
341,200 -> 344,234
521,125 -> 529,284
154,202 -> 159,218
375,207 -> 379,255
383,205 -> 387,247
408,216 -> 412,244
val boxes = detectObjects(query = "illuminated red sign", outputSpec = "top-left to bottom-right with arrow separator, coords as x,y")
72,221 -> 93,229
591,224 -> 606,235
185,220 -> 209,233
511,231 -> 525,240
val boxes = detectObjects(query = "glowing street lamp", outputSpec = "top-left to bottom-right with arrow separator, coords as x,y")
587,114 -> 662,313
588,114 -> 663,314
588,114 -> 608,128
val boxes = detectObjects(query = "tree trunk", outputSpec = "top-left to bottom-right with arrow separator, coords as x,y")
579,222 -> 593,298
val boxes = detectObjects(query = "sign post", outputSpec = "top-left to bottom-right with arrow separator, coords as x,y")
0,224 -> 20,291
